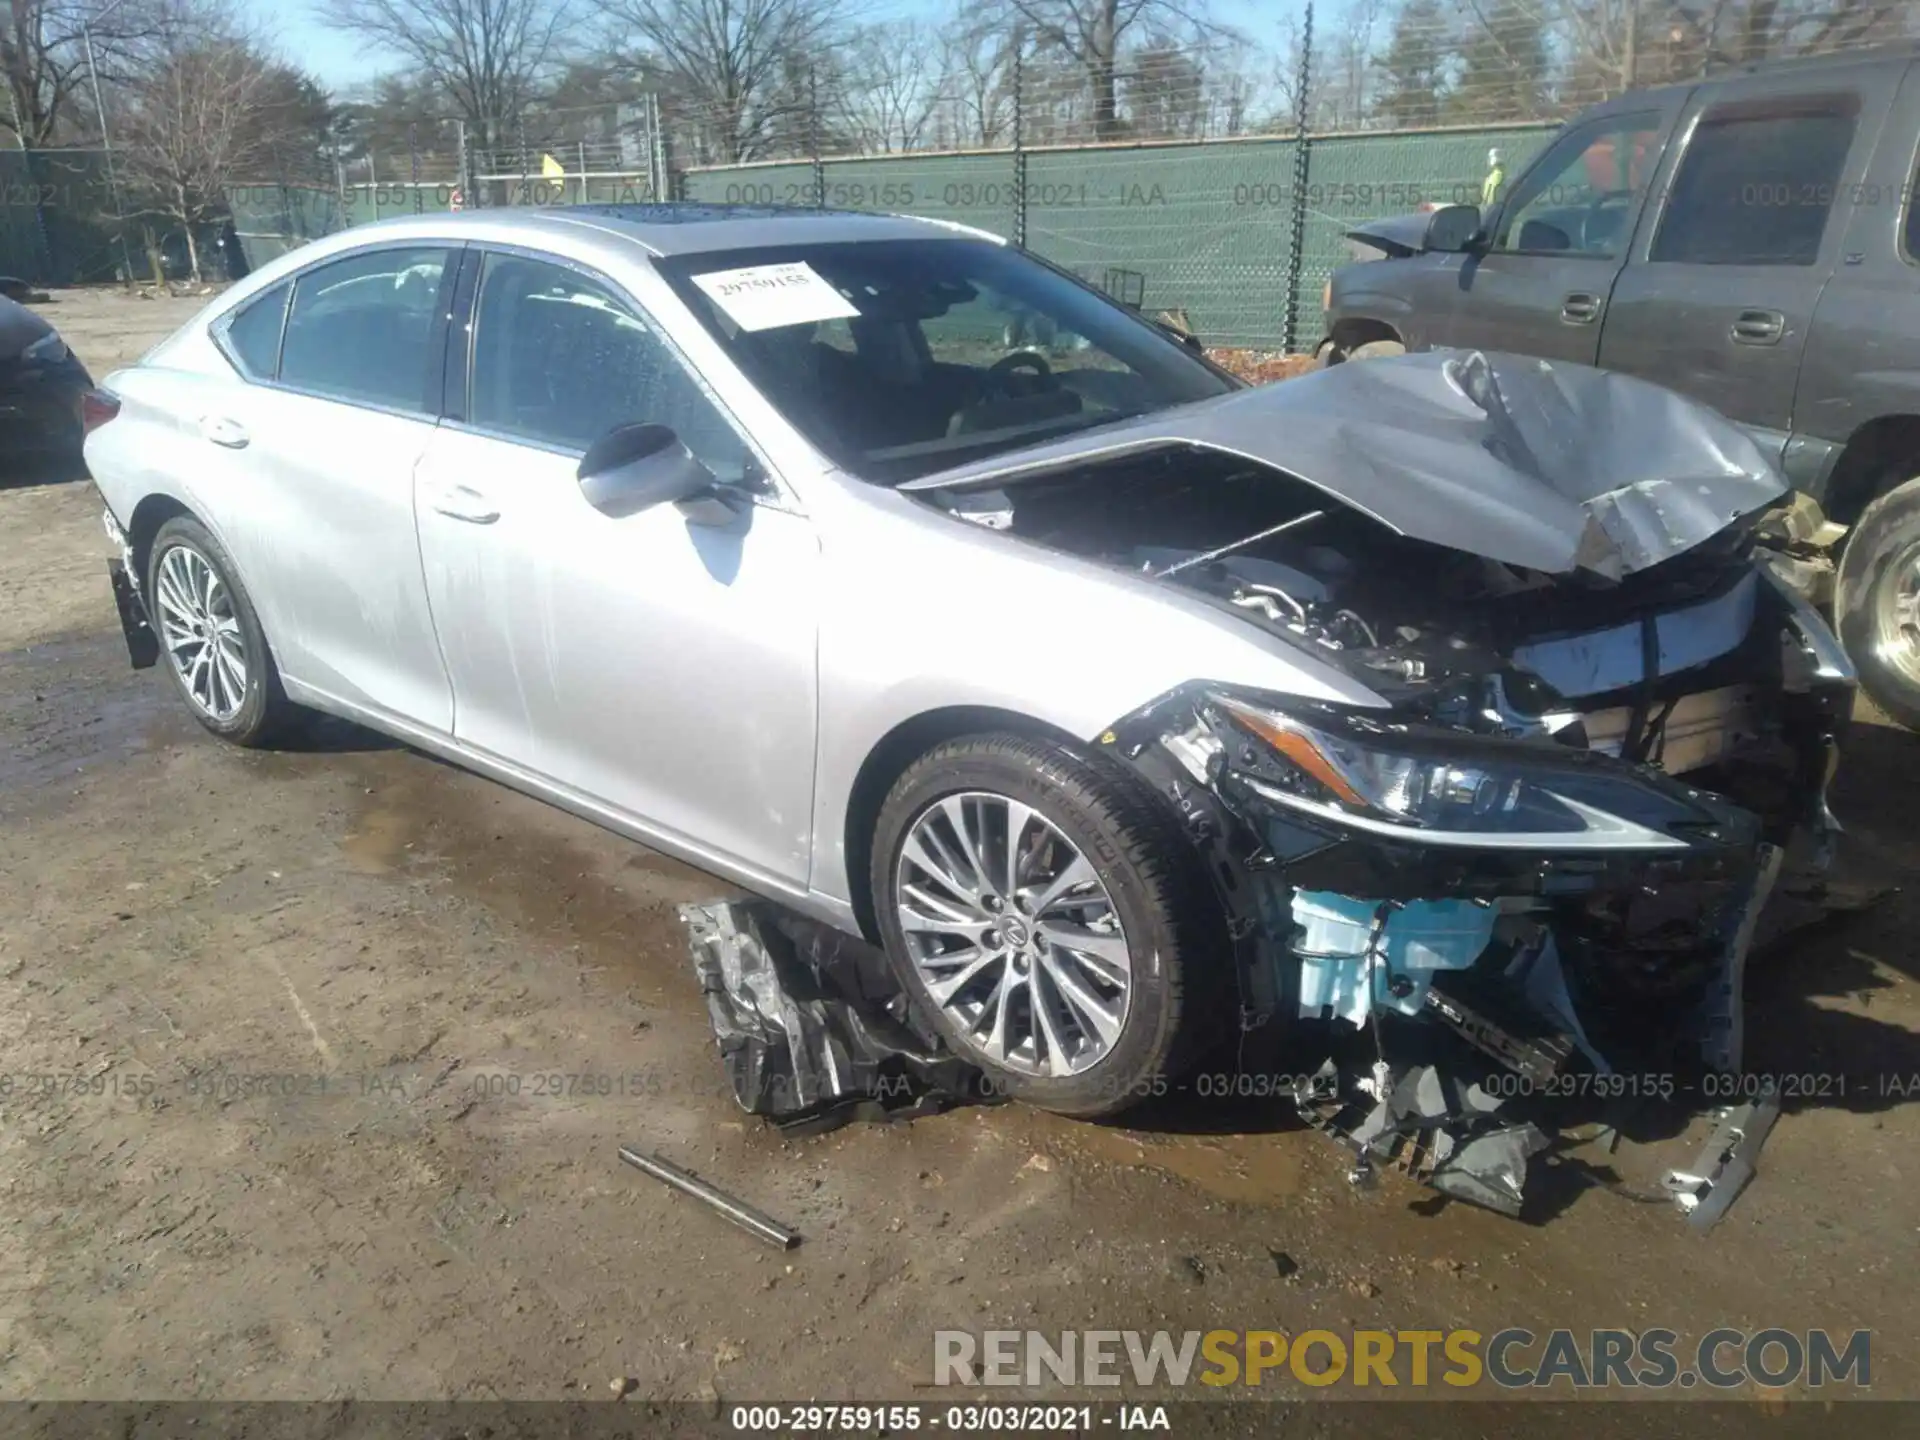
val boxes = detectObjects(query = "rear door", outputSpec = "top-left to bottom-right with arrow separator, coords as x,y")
1435,105 -> 1675,362
207,243 -> 459,730
1786,58 -> 1920,493
1598,60 -> 1902,458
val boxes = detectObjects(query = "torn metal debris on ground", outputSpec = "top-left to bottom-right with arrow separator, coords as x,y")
679,900 -> 984,1137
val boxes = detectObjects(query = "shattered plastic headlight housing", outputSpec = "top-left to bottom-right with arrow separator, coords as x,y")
1214,693 -> 1718,851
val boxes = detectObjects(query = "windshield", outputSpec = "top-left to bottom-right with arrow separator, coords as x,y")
658,239 -> 1234,485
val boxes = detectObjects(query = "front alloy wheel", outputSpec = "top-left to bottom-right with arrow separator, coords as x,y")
894,791 -> 1133,1077
871,733 -> 1213,1117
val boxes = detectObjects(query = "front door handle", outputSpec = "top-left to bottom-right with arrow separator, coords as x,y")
1731,309 -> 1786,346
199,415 -> 249,448
425,483 -> 499,524
1560,292 -> 1602,325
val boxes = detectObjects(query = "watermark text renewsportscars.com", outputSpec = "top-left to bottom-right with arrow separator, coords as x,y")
934,1328 -> 1871,1391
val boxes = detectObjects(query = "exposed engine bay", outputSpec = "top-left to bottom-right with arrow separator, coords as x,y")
929,437 -> 1857,1221
945,447 -> 1837,823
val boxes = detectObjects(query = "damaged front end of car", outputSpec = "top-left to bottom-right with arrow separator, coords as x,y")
915,349 -> 1856,1219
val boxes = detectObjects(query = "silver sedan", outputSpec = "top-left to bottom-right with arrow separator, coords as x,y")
88,205 -> 1852,1116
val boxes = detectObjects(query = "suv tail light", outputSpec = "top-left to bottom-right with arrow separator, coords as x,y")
80,389 -> 121,433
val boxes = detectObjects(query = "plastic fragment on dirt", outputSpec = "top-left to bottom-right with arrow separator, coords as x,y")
679,900 -> 983,1136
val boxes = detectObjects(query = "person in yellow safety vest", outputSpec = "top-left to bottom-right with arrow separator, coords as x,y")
1482,147 -> 1506,208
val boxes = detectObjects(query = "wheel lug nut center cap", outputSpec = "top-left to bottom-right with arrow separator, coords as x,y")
998,917 -> 1030,948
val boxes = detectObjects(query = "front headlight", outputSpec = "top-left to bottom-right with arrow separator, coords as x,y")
1213,694 -> 1714,851
22,331 -> 70,365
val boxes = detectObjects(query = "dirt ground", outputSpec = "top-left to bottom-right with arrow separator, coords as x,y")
1,288 -> 1916,1421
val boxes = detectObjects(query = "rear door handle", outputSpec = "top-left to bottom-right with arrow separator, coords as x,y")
1731,309 -> 1786,346
425,482 -> 499,524
199,415 -> 249,448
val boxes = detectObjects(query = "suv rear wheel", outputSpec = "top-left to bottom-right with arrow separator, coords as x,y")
1836,474 -> 1920,728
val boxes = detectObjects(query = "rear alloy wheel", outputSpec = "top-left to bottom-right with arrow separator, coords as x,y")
871,734 -> 1211,1116
146,515 -> 296,746
1837,475 -> 1920,730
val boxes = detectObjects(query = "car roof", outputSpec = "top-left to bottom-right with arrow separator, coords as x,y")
346,203 -> 1003,258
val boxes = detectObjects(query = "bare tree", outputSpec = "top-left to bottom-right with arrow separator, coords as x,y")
831,21 -> 940,154
314,0 -> 575,153
2,0 -> 165,147
116,0 -> 316,280
1477,0 -> 1914,117
1122,36 -> 1205,139
999,0 -> 1229,141
934,13 -> 1018,147
599,0 -> 843,164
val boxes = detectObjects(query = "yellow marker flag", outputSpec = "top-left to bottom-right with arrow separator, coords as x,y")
540,153 -> 566,178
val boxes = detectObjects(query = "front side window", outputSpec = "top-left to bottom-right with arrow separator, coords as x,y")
659,238 -> 1233,485
1491,113 -> 1663,258
217,281 -> 290,380
1652,95 -> 1860,266
467,252 -> 753,481
278,247 -> 452,411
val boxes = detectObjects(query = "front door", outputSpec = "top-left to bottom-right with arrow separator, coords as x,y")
413,249 -> 821,887
1437,108 -> 1670,364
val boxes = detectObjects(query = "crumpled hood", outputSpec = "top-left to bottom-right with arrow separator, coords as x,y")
0,295 -> 54,363
901,349 -> 1788,579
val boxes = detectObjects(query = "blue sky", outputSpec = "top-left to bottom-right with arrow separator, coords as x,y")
258,0 -> 1305,94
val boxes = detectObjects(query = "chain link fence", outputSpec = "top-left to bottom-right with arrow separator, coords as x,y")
15,4 -> 1915,350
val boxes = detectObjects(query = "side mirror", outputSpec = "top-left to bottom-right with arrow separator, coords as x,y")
577,422 -> 735,522
1423,203 -> 1483,254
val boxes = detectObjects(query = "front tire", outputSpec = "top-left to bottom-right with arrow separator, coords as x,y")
146,515 -> 296,746
1347,338 -> 1407,361
870,733 -> 1210,1117
1836,475 -> 1920,730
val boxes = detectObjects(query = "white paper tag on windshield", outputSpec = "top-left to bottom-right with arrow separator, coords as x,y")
689,262 -> 860,332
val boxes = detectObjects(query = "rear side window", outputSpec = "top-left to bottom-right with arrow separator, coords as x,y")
278,247 -> 452,412
1652,96 -> 1860,266
217,282 -> 289,380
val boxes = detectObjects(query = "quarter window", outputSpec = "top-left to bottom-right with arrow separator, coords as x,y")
217,282 -> 289,380
278,247 -> 452,411
1652,96 -> 1859,266
1491,113 -> 1662,258
467,253 -> 752,480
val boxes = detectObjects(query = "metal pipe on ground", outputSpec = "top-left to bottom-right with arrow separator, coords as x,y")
617,1145 -> 801,1250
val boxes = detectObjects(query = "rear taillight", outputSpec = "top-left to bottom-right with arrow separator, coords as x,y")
80,389 -> 121,433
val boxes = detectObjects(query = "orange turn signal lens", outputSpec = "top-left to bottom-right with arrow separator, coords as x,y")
1216,698 -> 1367,808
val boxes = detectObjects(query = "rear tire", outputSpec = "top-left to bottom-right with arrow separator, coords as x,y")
146,515 -> 297,747
1836,476 -> 1920,730
870,733 -> 1216,1118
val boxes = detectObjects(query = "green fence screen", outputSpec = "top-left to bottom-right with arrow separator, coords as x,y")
215,122 -> 1558,351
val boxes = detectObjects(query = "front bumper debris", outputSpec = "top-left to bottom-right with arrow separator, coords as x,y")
1095,621 -> 1853,1223
679,900 -> 983,1136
